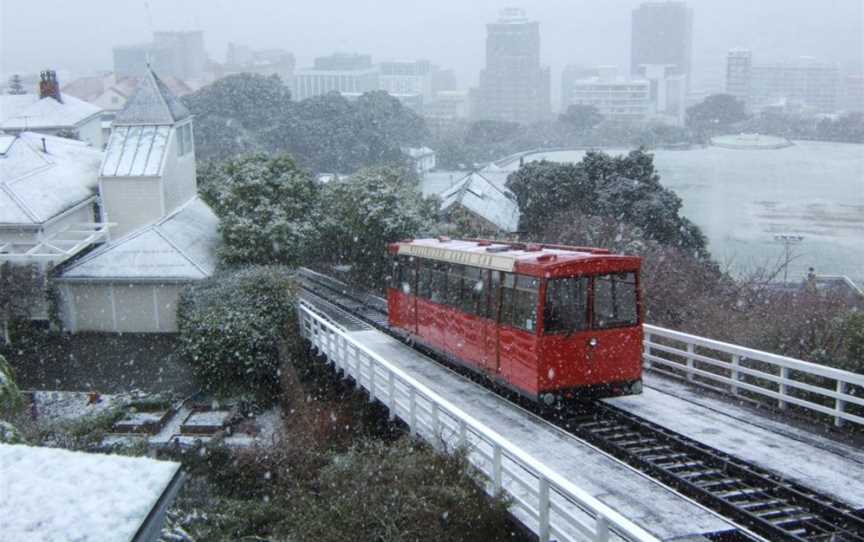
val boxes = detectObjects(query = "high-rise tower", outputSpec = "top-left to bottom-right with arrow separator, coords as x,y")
472,8 -> 550,124
630,2 -> 693,84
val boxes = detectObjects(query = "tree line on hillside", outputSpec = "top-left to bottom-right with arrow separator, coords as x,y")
182,73 -> 427,173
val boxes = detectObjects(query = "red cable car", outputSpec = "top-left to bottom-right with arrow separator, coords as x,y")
386,238 -> 643,406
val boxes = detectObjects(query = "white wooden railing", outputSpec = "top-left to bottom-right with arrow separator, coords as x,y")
299,302 -> 658,542
643,324 -> 864,429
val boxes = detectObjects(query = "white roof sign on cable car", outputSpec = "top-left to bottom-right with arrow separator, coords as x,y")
398,238 -> 519,272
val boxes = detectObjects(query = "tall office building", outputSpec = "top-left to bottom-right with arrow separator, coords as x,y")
472,8 -> 551,124
114,31 -> 207,80
630,2 -> 693,84
725,49 -> 752,104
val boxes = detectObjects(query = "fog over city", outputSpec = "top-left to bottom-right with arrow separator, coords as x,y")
2,0 -> 862,98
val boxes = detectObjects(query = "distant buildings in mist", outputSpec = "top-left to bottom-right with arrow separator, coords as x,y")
9,1 -> 861,128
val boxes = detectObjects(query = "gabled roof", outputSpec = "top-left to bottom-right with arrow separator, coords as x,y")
113,69 -> 191,126
0,93 -> 102,130
439,171 -> 520,232
59,197 -> 220,281
0,132 -> 101,225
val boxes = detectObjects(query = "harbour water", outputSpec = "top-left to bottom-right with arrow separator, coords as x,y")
510,142 -> 864,283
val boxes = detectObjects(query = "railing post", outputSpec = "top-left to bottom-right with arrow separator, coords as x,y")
369,355 -> 376,402
686,342 -> 695,381
730,355 -> 740,395
458,420 -> 468,449
492,444 -> 502,495
431,402 -> 441,448
387,371 -> 396,421
596,515 -> 611,542
643,331 -> 652,370
409,387 -> 418,434
778,366 -> 790,410
836,380 -> 848,428
538,477 -> 550,542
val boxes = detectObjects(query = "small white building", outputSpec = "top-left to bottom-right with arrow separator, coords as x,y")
56,68 -> 220,334
402,146 -> 437,175
0,71 -> 104,148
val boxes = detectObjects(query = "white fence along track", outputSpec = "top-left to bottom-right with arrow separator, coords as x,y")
644,324 -> 864,429
299,302 -> 658,542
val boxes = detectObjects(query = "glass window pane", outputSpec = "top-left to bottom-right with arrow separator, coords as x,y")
594,272 -> 638,328
512,276 -> 540,332
501,273 -> 515,325
417,261 -> 431,299
447,265 -> 463,307
399,256 -> 415,295
544,277 -> 589,334
430,263 -> 447,304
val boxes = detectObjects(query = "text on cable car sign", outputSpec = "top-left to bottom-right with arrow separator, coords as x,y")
398,243 -> 516,272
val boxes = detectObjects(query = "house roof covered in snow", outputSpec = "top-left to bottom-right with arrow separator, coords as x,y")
113,69 -> 191,126
59,197 -> 220,281
439,171 -> 520,232
0,132 -> 101,225
0,93 -> 102,131
0,443 -> 182,542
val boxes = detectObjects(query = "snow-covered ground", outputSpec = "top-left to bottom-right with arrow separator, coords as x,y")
0,443 -> 180,542
29,390 -> 129,420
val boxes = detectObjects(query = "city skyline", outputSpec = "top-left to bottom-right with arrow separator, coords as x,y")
2,0 -> 862,106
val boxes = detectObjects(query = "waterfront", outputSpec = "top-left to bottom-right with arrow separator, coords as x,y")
510,142 -> 864,283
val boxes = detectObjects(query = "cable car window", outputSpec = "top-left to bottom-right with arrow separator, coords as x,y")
488,270 -> 501,321
511,276 -> 540,332
544,277 -> 589,334
447,264 -> 464,307
500,272 -> 516,325
417,260 -> 432,299
399,256 -> 415,295
389,256 -> 399,289
429,262 -> 448,304
594,272 -> 639,329
461,266 -> 485,315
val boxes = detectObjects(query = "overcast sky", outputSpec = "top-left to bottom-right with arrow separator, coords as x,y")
1,0 -> 862,92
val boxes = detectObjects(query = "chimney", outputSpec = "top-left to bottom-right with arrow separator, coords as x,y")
39,70 -> 62,102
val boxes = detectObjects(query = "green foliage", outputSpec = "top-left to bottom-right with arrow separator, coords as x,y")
0,354 -> 23,417
559,104 -> 604,131
685,93 -> 749,138
176,266 -> 298,398
0,262 -> 47,344
509,150 -> 707,254
314,166 -> 438,289
205,153 -> 320,266
285,438 -> 514,542
840,312 -> 864,373
183,75 -> 427,172
7,74 -> 26,95
0,420 -> 26,444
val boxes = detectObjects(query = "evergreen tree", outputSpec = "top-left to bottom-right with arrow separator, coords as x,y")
6,75 -> 25,95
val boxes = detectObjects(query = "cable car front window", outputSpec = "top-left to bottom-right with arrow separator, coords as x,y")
544,277 -> 589,334
594,272 -> 639,328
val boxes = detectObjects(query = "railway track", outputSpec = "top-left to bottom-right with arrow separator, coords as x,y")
297,267 -> 864,542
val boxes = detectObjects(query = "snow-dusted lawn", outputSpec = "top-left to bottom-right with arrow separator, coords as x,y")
0,443 -> 180,541
29,390 -> 128,421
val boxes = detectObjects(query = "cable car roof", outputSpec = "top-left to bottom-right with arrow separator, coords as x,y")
393,238 -> 640,275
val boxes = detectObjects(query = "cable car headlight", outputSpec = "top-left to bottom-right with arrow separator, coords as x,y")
588,337 -> 598,348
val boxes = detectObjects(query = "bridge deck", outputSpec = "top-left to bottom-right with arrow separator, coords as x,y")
608,375 -> 864,509
346,328 -> 734,541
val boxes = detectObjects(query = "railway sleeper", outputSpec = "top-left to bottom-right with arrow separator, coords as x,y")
600,430 -> 643,440
614,437 -> 658,448
627,444 -> 672,455
770,513 -> 816,528
695,477 -> 745,490
737,498 -> 785,511
661,460 -> 706,471
678,469 -> 724,481
716,487 -> 772,499
756,506 -> 805,519
643,452 -> 689,463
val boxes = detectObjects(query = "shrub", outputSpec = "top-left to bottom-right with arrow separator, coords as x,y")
0,354 -> 23,416
285,438 -> 515,542
177,266 -> 298,399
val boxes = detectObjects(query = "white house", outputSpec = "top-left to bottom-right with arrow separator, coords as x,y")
438,171 -> 520,234
402,146 -> 437,175
0,132 -> 109,265
0,71 -> 104,148
56,68 -> 220,333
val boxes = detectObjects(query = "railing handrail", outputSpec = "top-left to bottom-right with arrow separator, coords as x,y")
644,324 -> 864,387
300,302 -> 659,542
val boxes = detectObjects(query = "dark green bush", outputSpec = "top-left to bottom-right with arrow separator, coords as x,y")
177,266 -> 298,399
